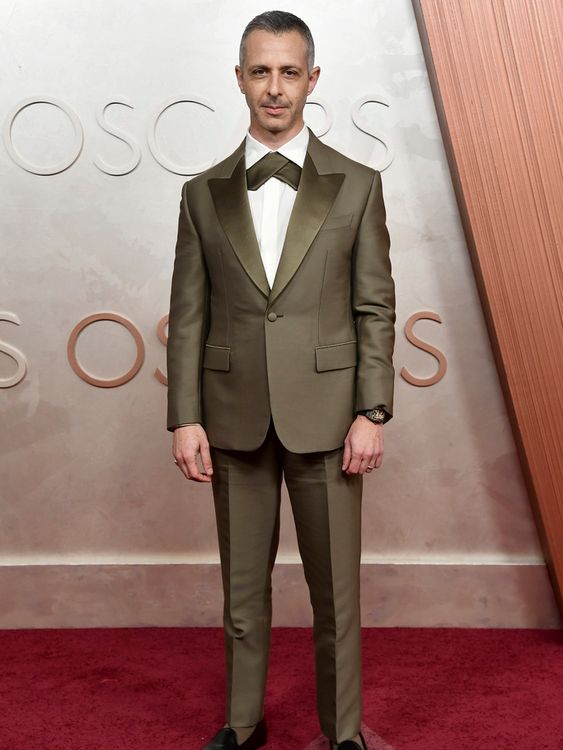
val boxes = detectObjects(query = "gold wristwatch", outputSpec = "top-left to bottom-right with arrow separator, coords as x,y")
357,406 -> 387,424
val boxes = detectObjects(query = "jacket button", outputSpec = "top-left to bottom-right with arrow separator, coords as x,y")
267,311 -> 277,322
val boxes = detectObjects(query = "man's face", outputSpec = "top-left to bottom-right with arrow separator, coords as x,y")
235,29 -> 320,141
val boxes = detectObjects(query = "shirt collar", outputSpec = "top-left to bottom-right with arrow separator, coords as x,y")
245,123 -> 309,170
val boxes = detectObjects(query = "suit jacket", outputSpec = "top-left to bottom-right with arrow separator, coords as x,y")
166,127 -> 396,453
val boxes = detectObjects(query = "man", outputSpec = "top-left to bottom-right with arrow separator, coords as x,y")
166,10 -> 395,750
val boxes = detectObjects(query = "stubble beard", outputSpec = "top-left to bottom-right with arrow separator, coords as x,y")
255,108 -> 291,135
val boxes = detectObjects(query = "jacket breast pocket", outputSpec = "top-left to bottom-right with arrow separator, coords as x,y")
321,212 -> 354,231
315,340 -> 357,371
202,343 -> 231,371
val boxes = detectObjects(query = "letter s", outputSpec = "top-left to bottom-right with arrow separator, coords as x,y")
94,98 -> 142,176
0,312 -> 28,387
351,95 -> 394,171
400,311 -> 447,386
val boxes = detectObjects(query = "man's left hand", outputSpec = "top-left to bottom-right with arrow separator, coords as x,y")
342,415 -> 384,475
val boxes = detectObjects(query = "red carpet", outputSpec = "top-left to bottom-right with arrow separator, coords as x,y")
0,627 -> 561,750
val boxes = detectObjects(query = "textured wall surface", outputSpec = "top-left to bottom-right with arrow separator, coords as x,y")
0,0 -> 558,627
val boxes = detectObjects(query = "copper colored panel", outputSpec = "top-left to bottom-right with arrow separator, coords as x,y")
412,0 -> 563,614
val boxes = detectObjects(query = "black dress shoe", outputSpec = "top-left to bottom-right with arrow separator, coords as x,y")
202,718 -> 267,749
331,731 -> 368,749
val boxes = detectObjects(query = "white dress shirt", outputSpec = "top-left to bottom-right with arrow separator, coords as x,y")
245,123 -> 309,288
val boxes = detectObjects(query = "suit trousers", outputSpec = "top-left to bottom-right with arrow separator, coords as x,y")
209,417 -> 363,743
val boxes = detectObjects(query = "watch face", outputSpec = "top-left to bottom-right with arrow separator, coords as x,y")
367,408 -> 386,423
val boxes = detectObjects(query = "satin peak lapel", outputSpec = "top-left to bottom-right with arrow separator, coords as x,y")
269,150 -> 345,303
208,151 -> 270,298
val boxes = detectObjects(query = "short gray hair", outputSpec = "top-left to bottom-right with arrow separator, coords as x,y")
239,10 -> 315,72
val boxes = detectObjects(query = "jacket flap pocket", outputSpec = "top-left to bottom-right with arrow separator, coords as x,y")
315,340 -> 357,371
203,344 -> 231,371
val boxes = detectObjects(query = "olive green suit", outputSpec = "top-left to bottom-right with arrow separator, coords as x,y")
166,127 -> 396,743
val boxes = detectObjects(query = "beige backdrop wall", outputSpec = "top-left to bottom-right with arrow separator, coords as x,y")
1,0 -> 559,628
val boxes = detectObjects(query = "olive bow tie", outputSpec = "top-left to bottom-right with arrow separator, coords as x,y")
246,151 -> 302,191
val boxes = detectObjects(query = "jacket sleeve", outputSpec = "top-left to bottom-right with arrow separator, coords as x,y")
166,181 -> 210,431
352,169 -> 396,422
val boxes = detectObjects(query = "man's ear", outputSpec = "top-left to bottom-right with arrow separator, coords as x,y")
307,66 -> 321,95
235,64 -> 244,92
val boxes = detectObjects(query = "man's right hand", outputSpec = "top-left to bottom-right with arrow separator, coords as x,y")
172,424 -> 214,482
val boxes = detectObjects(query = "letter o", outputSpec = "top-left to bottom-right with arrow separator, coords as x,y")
3,96 -> 83,175
154,314 -> 169,385
67,312 -> 145,387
